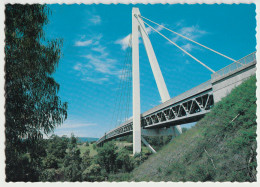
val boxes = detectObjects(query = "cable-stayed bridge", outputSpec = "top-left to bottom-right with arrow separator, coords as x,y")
96,8 -> 257,154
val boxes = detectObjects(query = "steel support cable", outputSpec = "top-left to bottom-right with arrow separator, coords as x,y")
109,36 -> 132,129
124,51 -> 130,121
126,43 -> 132,121
124,36 -> 132,122
115,52 -> 128,127
137,16 -> 216,73
124,65 -> 131,122
116,47 -> 129,125
122,38 -> 132,123
127,48 -> 132,120
125,41 -> 132,120
119,42 -> 132,125
116,45 -> 131,127
139,15 -> 239,63
125,45 -> 132,122
109,52 -> 127,130
115,36 -> 132,127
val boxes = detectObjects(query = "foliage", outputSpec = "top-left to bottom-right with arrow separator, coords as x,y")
63,135 -> 82,181
82,164 -> 105,181
92,143 -> 97,150
117,134 -> 133,143
182,127 -> 188,133
81,150 -> 92,169
39,169 -> 56,182
142,135 -> 172,151
108,173 -> 133,182
43,153 -> 59,169
116,149 -> 134,172
77,142 -> 98,157
96,142 -> 118,173
129,76 -> 256,182
5,4 -> 67,181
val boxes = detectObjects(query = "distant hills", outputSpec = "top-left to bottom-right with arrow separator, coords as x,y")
77,137 -> 99,143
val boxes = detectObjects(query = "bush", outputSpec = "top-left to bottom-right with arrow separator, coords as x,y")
43,154 -> 59,169
82,164 -> 105,182
96,142 -> 118,173
39,169 -> 56,182
116,149 -> 134,172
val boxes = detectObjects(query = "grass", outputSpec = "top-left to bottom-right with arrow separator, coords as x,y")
77,143 -> 98,157
111,76 -> 256,182
115,141 -> 132,149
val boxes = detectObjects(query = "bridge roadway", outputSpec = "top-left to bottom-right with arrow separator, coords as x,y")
96,52 -> 256,145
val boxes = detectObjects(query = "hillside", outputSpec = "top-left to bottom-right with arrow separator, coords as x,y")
118,76 -> 257,182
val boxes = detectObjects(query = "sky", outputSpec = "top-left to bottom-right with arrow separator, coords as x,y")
43,4 -> 256,138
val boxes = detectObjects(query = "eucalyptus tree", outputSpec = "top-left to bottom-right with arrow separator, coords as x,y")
5,4 -> 68,181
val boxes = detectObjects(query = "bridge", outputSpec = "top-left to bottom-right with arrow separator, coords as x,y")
96,8 -> 257,154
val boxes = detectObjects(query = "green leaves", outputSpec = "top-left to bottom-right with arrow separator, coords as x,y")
96,142 -> 118,173
129,76 -> 256,182
5,4 -> 68,181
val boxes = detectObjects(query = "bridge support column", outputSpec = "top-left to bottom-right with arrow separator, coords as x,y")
131,7 -> 183,154
135,9 -> 182,139
132,8 -> 141,154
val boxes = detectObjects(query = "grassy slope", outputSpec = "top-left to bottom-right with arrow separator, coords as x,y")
128,76 -> 256,182
78,143 -> 98,157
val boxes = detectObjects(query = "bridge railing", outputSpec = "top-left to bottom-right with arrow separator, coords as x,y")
211,52 -> 256,80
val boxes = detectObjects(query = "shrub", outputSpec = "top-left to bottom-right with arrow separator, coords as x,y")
96,142 -> 118,173
39,169 -> 56,182
116,149 -> 134,172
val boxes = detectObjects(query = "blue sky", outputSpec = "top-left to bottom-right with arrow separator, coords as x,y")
43,4 -> 256,138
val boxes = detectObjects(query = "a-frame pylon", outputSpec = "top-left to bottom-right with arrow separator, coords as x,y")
132,7 -> 182,154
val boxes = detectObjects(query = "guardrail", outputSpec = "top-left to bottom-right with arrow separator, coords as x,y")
211,52 -> 256,80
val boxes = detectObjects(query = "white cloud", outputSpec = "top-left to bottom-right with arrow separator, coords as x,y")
73,34 -> 122,84
91,46 -> 106,54
89,15 -> 101,25
50,129 -> 94,138
82,77 -> 109,84
115,34 -> 131,51
182,43 -> 193,52
84,54 -> 117,75
181,25 -> 207,39
75,39 -> 92,47
43,120 -> 97,138
73,63 -> 82,71
146,24 -> 164,34
56,122 -> 96,130
115,24 -> 164,51
172,25 -> 207,43
175,20 -> 185,27
75,52 -> 120,84
75,34 -> 102,47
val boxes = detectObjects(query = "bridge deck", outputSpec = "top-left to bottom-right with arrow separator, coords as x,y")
96,52 -> 256,145
97,79 -> 213,144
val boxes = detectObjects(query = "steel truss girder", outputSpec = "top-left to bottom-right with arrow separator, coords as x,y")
96,91 -> 214,145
